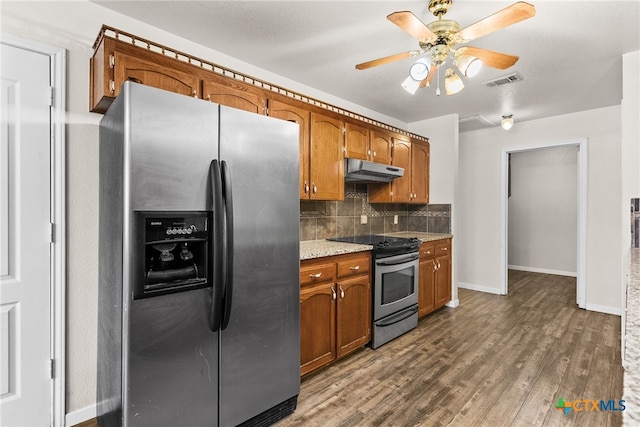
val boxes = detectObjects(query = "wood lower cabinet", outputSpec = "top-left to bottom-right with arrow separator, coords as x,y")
418,239 -> 452,318
300,252 -> 371,376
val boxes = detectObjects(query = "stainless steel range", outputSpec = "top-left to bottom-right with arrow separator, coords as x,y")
329,235 -> 420,348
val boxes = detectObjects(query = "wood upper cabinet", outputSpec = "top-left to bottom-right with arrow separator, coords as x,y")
370,130 -> 393,165
202,78 -> 266,114
300,252 -> 371,376
344,124 -> 393,166
368,137 -> 430,204
309,112 -> 344,200
112,51 -> 200,99
267,99 -> 311,198
90,37 -> 202,112
411,141 -> 430,204
344,122 -> 370,161
418,239 -> 452,317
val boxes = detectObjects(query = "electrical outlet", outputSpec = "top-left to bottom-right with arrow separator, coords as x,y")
393,215 -> 398,225
360,215 -> 367,224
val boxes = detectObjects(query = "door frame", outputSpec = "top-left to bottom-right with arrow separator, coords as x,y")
500,138 -> 587,308
1,33 -> 67,427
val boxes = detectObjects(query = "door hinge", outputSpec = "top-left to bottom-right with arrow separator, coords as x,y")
50,359 -> 55,379
48,86 -> 54,107
109,80 -> 115,93
49,223 -> 55,244
109,54 -> 115,68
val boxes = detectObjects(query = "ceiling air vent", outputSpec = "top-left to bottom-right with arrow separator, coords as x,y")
483,72 -> 523,87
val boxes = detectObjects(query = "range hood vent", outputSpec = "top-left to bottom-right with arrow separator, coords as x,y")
344,158 -> 404,183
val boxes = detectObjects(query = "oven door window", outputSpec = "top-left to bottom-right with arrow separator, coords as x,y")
381,265 -> 416,305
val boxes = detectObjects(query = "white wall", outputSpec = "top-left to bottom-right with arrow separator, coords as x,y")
409,114 -> 459,305
621,50 -> 640,363
0,1 -> 413,420
508,146 -> 578,275
458,105 -> 622,313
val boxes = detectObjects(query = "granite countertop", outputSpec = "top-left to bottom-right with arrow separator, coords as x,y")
624,248 -> 640,425
300,232 -> 453,260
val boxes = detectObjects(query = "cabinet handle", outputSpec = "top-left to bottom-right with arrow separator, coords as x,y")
442,247 -> 448,251
312,183 -> 317,194
304,181 -> 309,194
127,77 -> 143,85
433,260 -> 438,270
367,149 -> 371,156
373,151 -> 377,157
436,260 -> 441,269
192,90 -> 197,98
207,95 -> 212,101
349,265 -> 360,271
339,286 -> 345,299
309,272 -> 323,279
331,287 -> 337,300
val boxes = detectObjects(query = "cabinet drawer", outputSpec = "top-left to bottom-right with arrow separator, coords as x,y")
419,242 -> 436,260
435,240 -> 451,257
300,262 -> 336,285
337,253 -> 371,278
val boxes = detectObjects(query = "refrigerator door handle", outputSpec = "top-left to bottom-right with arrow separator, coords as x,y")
208,160 -> 224,332
221,160 -> 234,330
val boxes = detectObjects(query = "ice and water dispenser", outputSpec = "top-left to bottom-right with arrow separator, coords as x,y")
134,212 -> 211,299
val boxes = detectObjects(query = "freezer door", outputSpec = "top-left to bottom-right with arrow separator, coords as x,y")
125,82 -> 219,211
219,107 -> 300,426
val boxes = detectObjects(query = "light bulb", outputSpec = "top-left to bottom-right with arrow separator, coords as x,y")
401,76 -> 420,95
501,115 -> 514,130
444,68 -> 464,95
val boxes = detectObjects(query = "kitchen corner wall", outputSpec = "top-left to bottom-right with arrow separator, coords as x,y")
300,184 -> 451,241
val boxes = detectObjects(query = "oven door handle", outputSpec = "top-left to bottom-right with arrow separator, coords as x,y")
375,254 -> 419,266
375,305 -> 419,327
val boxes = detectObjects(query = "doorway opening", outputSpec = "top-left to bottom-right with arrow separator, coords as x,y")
501,139 -> 587,308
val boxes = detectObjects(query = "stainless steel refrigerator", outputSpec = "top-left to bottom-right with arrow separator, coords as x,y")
97,82 -> 300,427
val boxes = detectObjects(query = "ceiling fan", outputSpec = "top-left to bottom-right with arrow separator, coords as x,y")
356,0 -> 536,96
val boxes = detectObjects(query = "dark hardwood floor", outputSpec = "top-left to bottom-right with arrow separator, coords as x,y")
275,270 -> 624,427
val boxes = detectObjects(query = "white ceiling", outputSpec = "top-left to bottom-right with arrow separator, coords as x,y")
94,1 -> 640,131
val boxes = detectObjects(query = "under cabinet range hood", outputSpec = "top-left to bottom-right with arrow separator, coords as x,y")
344,158 -> 404,183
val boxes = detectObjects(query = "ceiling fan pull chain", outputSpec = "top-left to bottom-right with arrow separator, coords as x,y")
436,66 -> 441,97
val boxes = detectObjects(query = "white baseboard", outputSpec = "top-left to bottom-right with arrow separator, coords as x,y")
445,298 -> 460,308
65,403 -> 96,427
585,303 -> 621,316
457,282 -> 503,295
508,265 -> 577,277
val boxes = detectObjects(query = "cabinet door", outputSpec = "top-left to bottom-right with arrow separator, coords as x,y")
344,122 -> 370,161
411,142 -> 430,204
434,255 -> 452,308
370,130 -> 393,165
336,275 -> 371,358
419,242 -> 436,317
268,99 -> 311,199
114,51 -> 200,98
419,259 -> 436,317
202,79 -> 266,114
300,282 -> 336,376
310,113 -> 344,200
391,138 -> 412,203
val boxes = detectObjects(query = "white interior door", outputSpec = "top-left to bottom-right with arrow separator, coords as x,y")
1,43 -> 52,427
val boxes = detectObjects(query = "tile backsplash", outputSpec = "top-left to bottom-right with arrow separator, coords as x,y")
300,184 -> 451,241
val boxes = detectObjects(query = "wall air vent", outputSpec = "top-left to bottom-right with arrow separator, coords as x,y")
482,72 -> 523,87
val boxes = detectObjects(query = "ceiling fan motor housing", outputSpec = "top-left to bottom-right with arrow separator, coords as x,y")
428,0 -> 453,18
421,19 -> 461,65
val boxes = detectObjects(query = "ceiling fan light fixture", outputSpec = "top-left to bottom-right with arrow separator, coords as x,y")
401,75 -> 421,95
456,55 -> 482,78
444,68 -> 464,95
501,114 -> 514,130
409,57 -> 431,81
